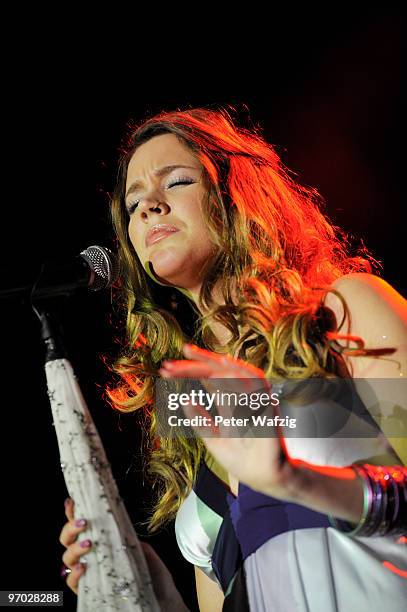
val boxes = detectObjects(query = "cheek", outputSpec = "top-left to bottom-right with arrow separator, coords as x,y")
181,191 -> 211,237
128,219 -> 144,259
188,207 -> 213,249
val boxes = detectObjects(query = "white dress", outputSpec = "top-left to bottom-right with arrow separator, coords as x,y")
175,388 -> 407,611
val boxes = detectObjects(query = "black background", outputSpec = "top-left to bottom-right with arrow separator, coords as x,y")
0,9 -> 402,611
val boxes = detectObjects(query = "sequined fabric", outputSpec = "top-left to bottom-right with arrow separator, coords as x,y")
46,358 -> 159,612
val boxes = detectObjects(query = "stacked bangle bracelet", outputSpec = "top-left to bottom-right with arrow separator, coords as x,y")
328,464 -> 407,537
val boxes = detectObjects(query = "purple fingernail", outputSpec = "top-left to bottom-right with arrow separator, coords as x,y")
80,539 -> 92,548
64,498 -> 71,506
75,563 -> 83,571
75,518 -> 87,527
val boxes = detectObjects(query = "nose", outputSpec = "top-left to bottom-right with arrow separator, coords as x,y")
138,196 -> 170,221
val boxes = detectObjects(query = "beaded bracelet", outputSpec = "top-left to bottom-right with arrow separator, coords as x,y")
328,464 -> 407,537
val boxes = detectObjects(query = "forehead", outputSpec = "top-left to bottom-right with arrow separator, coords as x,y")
126,133 -> 197,181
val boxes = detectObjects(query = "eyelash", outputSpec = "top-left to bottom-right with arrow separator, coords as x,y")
126,177 -> 195,215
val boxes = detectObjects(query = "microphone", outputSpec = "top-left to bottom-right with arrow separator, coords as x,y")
0,246 -> 120,301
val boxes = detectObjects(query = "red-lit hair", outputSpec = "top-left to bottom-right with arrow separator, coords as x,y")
107,106 -> 376,530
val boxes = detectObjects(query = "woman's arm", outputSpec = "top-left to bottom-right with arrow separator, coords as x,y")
280,273 -> 407,521
323,272 -> 407,379
194,566 -> 224,612
264,274 -> 407,521
160,274 -> 407,530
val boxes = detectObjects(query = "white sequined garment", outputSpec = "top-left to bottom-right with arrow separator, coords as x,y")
46,358 -> 160,612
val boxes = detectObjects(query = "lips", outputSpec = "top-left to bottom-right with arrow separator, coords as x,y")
145,224 -> 180,247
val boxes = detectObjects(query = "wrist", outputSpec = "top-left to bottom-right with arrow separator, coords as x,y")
278,461 -> 365,522
282,459 -> 311,503
260,458 -> 305,501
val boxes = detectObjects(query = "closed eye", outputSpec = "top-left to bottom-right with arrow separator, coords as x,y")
126,178 -> 196,216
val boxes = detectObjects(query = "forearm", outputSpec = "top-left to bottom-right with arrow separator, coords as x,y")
281,461 -> 365,523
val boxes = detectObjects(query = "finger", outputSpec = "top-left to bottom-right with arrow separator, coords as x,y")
64,498 -> 75,521
62,539 -> 92,568
160,361 -> 217,378
182,343 -> 241,367
182,400 -> 220,437
183,344 -> 267,379
59,518 -> 88,547
162,355 -> 266,383
185,400 -> 243,438
199,435 -> 240,462
161,359 -> 243,379
66,562 -> 86,595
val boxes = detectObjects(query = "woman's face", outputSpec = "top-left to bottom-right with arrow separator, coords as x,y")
125,133 -> 215,292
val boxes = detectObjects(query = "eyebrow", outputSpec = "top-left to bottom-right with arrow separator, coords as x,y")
125,164 -> 199,200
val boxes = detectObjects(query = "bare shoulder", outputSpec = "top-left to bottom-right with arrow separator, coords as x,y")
323,273 -> 407,377
328,273 -> 405,309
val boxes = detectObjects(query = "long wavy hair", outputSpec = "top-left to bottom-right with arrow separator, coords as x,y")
106,106 -> 376,531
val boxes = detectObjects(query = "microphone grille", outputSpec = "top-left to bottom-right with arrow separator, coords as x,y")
80,246 -> 120,291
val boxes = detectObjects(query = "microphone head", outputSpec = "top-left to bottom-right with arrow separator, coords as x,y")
80,246 -> 120,291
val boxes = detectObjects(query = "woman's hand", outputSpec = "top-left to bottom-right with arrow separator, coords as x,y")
159,344 -> 369,522
159,343 -> 297,501
59,498 -> 91,595
59,500 -> 189,609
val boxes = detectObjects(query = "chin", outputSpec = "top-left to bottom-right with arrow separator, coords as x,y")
146,249 -> 191,286
148,248 -> 191,279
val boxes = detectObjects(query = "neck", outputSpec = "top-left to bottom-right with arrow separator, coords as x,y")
145,262 -> 235,347
181,280 -> 234,348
